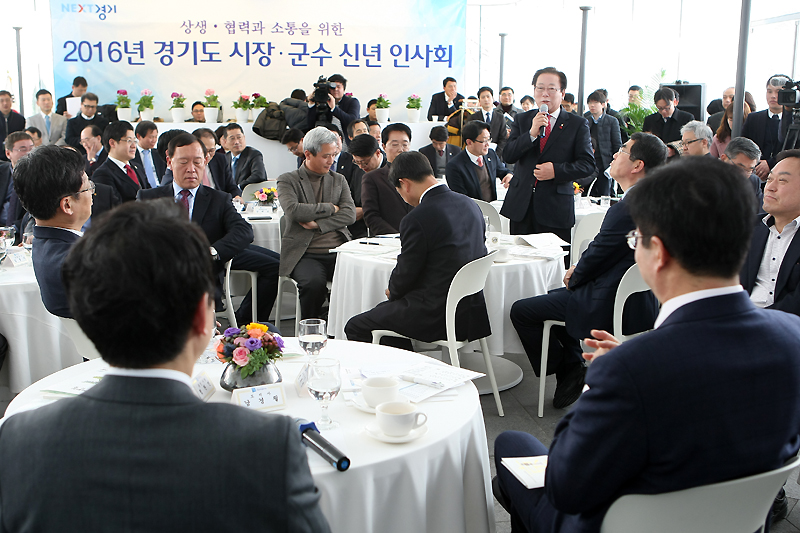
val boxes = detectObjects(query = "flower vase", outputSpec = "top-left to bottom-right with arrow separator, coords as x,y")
140,108 -> 154,122
235,108 -> 249,123
219,361 -> 282,392
376,108 -> 390,123
206,106 -> 221,123
116,107 -> 132,121
170,107 -> 186,123
406,108 -> 421,123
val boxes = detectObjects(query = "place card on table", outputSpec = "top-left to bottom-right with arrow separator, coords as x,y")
5,250 -> 32,268
191,370 -> 216,401
501,456 -> 548,489
230,384 -> 287,412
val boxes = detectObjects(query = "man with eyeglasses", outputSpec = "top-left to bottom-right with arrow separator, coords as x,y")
510,132 -> 665,411
65,93 -> 109,155
446,120 -> 511,202
500,67 -> 595,242
2,132 -> 34,227
361,123 -> 414,235
720,137 -> 764,211
80,125 -> 107,177
742,74 -> 792,180
679,120 -> 713,157
642,87 -> 694,144
12,145 -> 93,318
92,121 -> 150,203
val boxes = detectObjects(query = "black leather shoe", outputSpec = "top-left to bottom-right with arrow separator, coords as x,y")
553,364 -> 586,409
492,475 -> 512,514
770,487 -> 789,526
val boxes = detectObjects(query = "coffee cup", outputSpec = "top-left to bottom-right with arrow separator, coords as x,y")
361,377 -> 400,408
492,246 -> 510,263
375,402 -> 427,437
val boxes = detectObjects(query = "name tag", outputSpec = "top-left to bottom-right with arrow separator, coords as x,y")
230,384 -> 286,412
7,251 -> 32,267
191,370 -> 216,402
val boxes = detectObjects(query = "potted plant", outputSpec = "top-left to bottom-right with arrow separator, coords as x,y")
217,323 -> 285,391
232,93 -> 253,123
169,92 -> 186,123
376,94 -> 391,123
135,89 -> 154,122
406,94 -> 421,123
115,90 -> 131,121
204,89 -> 221,122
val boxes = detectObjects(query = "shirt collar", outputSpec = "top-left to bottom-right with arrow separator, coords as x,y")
40,110 -> 53,119
172,180 -> 199,198
81,113 -> 95,120
419,181 -> 445,202
105,367 -> 194,390
466,149 -> 485,165
654,285 -> 745,328
768,110 -> 782,119
107,155 -> 129,172
546,107 -> 561,121
46,225 -> 84,237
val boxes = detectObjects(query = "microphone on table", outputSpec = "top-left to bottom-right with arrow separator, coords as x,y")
295,418 -> 350,472
538,104 -> 549,138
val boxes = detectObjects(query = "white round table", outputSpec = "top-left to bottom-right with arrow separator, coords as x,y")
4,339 -> 496,533
0,263 -> 82,396
242,212 -> 282,252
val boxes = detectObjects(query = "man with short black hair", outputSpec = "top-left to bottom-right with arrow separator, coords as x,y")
92,121 -> 149,203
721,136 -> 764,209
306,73 -> 360,139
349,133 -> 385,175
467,86 -> 508,159
367,120 -> 381,142
132,121 -> 166,188
584,90 -> 622,196
347,119 -> 369,142
186,101 -> 206,123
224,123 -> 267,187
419,125 -> 460,179
497,87 -> 522,124
642,87 -> 694,144
0,198 -> 329,532
56,75 -> 88,117
0,91 -> 25,162
363,98 -> 378,122
345,151 -> 490,347
281,128 -> 305,168
561,93 -> 577,114
447,121 -> 511,202
26,89 -> 67,146
25,127 -> 42,146
496,156 -> 800,532
743,74 -> 791,180
166,128 -> 242,198
65,93 -> 109,154
80,125 -> 106,176
428,77 -> 464,121
3,132 -> 34,228
627,85 -> 643,105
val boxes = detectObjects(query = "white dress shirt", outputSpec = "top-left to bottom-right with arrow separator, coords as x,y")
655,285 -> 745,328
105,367 -> 194,390
751,215 -> 800,308
530,106 -> 561,142
172,181 -> 199,219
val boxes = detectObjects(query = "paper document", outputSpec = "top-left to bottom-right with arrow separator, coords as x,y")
400,362 -> 484,389
501,456 -> 548,489
514,233 -> 570,248
66,96 -> 81,117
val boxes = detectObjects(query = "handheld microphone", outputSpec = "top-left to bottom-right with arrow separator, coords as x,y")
538,104 -> 549,137
295,418 -> 350,471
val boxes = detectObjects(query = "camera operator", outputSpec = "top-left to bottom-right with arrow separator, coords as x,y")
306,74 -> 361,145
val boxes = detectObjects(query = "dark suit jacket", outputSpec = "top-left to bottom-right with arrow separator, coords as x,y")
427,91 -> 464,121
583,112 -> 622,172
306,95 -> 361,138
0,375 -> 330,532
131,148 -> 167,187
534,292 -> 800,532
0,161 -> 10,224
641,108 -> 694,144
446,148 -> 510,202
741,109 -> 791,169
84,148 -> 108,177
707,110 -> 724,133
361,164 -> 414,235
500,109 -> 595,228
466,108 -> 509,158
565,198 -> 658,339
0,112 -> 26,162
92,158 -> 150,203
30,226 -> 80,318
419,143 -> 461,179
137,184 -> 252,271
91,182 -> 120,224
162,152 -> 242,198
740,217 -> 800,316
369,185 -> 491,342
335,152 -> 367,238
65,114 -> 110,154
228,146 -> 268,187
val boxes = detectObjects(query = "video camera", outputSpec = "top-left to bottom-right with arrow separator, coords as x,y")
313,76 -> 336,106
775,76 -> 800,151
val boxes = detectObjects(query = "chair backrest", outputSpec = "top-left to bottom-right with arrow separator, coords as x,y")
601,455 -> 800,533
571,211 -> 606,265
473,199 -> 503,234
444,250 -> 496,366
612,264 -> 652,342
241,181 -> 271,202
58,317 -> 102,360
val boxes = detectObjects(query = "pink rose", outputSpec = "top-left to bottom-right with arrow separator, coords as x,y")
248,328 -> 265,338
232,347 -> 250,366
233,337 -> 248,346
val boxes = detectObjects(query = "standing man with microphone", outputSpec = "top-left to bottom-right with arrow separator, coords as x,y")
500,67 -> 595,242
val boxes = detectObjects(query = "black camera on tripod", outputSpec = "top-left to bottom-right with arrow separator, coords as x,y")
313,76 -> 336,106
777,77 -> 800,108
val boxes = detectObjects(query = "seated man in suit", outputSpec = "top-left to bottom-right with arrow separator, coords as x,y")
584,90 -> 622,196
80,124 -> 107,176
511,132 -> 666,409
131,121 -> 166,188
224,123 -> 267,187
161,129 -> 243,200
447,121 -> 511,202
742,74 -> 792,180
741,149 -> 800,317
466,86 -> 508,159
324,124 -> 366,239
2,132 -> 33,228
0,91 -> 25,163
641,87 -> 694,144
345,151 -> 491,348
26,89 -> 67,146
64,93 -> 109,154
277,127 -> 355,320
11,145 -> 92,317
495,156 -> 800,533
0,198 -> 330,532
720,136 -> 764,210
91,121 -> 150,203
138,133 -> 278,326
427,76 -> 464,122
680,120 -> 713,157
419,125 -> 460,179
346,119 -> 369,144
361,123 -> 414,235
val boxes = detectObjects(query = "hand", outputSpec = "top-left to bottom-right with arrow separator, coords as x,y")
355,206 -> 363,221
529,112 -> 549,137
582,329 -> 621,362
533,162 -> 555,181
333,204 -> 340,213
385,288 -> 391,299
502,174 -> 513,188
300,220 -> 319,230
563,265 -> 576,289
63,111 -> 73,119
328,93 -> 337,110
755,160 -> 770,179
233,196 -> 242,202
506,127 -> 511,137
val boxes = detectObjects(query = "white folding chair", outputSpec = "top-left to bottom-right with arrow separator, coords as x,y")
571,212 -> 606,266
601,455 -> 800,533
612,264 -> 652,343
371,250 -> 504,416
58,317 -> 102,360
473,198 -> 505,234
222,259 -> 258,329
241,181 -> 271,202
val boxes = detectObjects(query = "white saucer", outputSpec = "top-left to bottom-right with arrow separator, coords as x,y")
351,395 -> 377,414
364,423 -> 428,444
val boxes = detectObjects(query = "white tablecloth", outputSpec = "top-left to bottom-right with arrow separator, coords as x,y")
242,213 -> 282,252
328,251 -> 565,356
0,264 -> 82,394
5,339 -> 495,533
489,199 -> 609,240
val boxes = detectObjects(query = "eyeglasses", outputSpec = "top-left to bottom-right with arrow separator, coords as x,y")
680,138 -> 704,148
656,103 -> 673,112
618,147 -> 632,157
534,86 -> 561,94
352,156 -> 373,167
61,180 -> 96,200
473,137 -> 491,144
12,145 -> 33,154
626,229 -> 648,250
118,138 -> 138,145
733,161 -> 758,174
